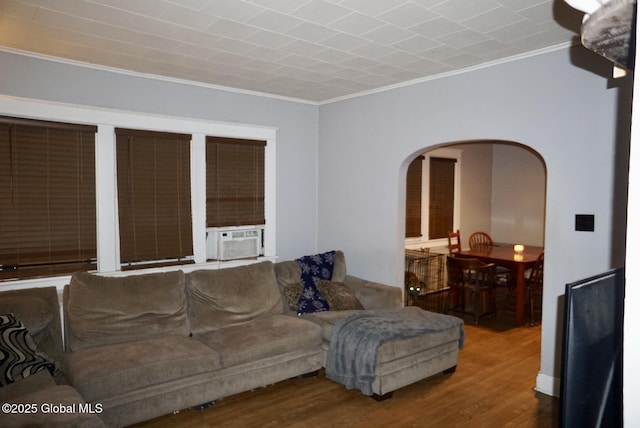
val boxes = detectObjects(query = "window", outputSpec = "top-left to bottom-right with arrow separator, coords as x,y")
0,116 -> 97,280
405,156 -> 424,238
115,128 -> 193,268
405,150 -> 460,244
206,136 -> 266,227
0,96 -> 277,280
428,157 -> 457,239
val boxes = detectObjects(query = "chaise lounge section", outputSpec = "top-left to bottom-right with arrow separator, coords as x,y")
274,251 -> 463,399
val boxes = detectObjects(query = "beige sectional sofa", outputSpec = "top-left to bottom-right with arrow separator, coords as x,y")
0,251 -> 463,427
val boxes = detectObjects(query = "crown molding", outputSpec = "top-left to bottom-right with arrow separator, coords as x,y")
2,42 -> 577,107
319,42 -> 577,105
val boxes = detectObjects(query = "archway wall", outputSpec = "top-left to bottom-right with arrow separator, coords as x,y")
409,141 -> 546,250
318,46 -> 631,393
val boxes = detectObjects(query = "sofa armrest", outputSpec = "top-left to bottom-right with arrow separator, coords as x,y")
0,287 -> 64,370
342,275 -> 402,310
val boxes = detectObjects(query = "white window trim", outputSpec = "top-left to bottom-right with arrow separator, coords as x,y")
0,95 -> 277,289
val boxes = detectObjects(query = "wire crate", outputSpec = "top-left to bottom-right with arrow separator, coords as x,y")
404,248 -> 447,312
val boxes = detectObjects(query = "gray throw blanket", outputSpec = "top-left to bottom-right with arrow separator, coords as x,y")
325,307 -> 465,396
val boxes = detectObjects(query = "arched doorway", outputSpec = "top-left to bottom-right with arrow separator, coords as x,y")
402,140 -> 547,322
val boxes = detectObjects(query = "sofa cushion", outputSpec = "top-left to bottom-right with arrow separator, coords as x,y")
0,313 -> 55,386
186,261 -> 283,334
273,260 -> 302,285
274,251 -> 349,316
0,297 -> 52,336
66,271 -> 189,351
0,369 -> 55,403
282,281 -> 303,311
4,384 -> 106,428
64,336 -> 221,403
273,262 -> 303,316
302,310 -> 364,341
0,288 -> 64,369
274,250 -> 347,286
316,281 -> 364,311
195,314 -> 322,367
281,281 -> 364,312
330,250 -> 347,282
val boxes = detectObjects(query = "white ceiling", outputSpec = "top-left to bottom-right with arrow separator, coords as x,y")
0,0 -> 584,103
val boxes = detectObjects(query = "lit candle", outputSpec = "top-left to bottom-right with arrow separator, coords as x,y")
513,244 -> 524,255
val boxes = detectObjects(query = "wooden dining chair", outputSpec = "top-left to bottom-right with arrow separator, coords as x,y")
469,231 -> 513,295
445,256 -> 497,324
468,231 -> 493,251
525,251 -> 544,325
447,230 -> 461,256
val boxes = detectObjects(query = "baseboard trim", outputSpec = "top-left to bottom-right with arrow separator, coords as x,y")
535,372 -> 560,397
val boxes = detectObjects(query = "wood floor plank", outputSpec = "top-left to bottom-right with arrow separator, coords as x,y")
132,312 -> 557,428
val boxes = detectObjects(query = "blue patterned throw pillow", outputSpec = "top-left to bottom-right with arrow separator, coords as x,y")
0,313 -> 55,386
295,250 -> 336,315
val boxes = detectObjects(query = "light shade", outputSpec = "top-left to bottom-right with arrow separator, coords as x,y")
564,0 -> 610,15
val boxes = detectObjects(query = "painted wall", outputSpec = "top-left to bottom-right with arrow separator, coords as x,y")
0,50 -> 320,263
458,143 -> 494,245
491,144 -> 546,246
319,46 -> 632,395
624,21 -> 640,424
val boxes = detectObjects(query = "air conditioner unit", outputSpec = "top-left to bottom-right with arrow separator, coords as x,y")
206,226 -> 264,261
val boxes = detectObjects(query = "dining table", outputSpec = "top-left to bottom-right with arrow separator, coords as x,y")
456,244 -> 544,326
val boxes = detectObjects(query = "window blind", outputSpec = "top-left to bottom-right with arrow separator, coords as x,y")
115,128 -> 193,267
0,116 -> 97,280
206,137 -> 266,227
405,156 -> 424,238
429,157 -> 456,240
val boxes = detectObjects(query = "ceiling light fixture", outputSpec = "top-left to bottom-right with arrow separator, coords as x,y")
563,0 -> 635,77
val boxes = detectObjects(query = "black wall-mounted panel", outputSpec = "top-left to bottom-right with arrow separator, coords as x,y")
575,214 -> 595,232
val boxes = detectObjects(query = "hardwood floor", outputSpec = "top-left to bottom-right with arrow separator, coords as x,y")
132,310 -> 557,428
